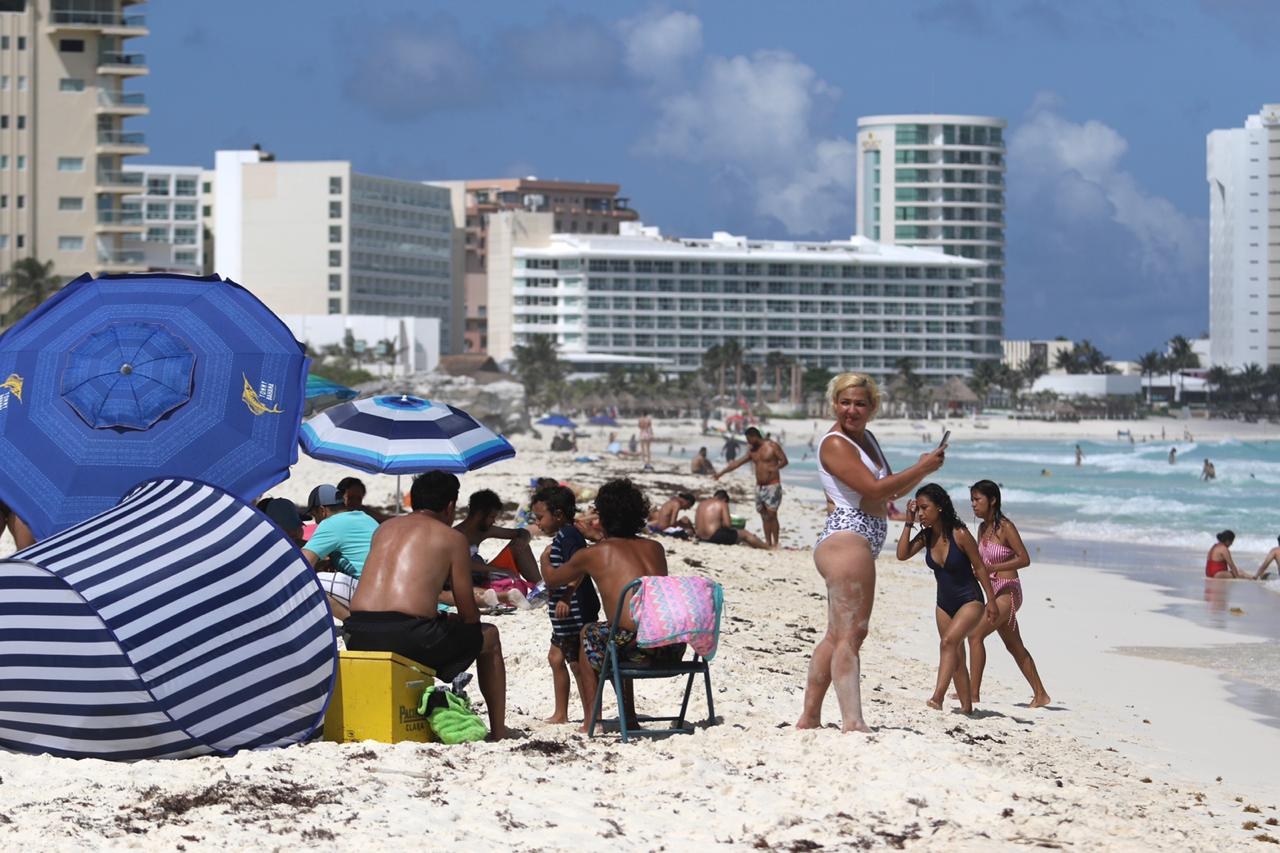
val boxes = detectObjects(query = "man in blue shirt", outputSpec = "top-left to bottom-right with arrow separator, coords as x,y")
302,483 -> 380,619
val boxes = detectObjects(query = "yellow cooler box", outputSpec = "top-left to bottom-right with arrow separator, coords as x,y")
323,650 -> 438,744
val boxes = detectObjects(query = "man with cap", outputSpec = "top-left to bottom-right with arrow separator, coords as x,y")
302,483 -> 380,620
258,497 -> 306,548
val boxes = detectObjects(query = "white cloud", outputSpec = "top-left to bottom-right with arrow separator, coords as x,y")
1009,95 -> 1204,277
624,21 -> 856,236
617,10 -> 702,83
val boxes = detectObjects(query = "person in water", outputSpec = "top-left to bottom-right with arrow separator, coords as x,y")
896,483 -> 997,714
965,480 -> 1051,708
1205,530 -> 1247,579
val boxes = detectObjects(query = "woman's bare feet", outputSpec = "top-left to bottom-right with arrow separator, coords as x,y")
841,719 -> 872,733
544,713 -> 569,724
1029,693 -> 1052,708
795,714 -> 822,730
926,697 -> 943,710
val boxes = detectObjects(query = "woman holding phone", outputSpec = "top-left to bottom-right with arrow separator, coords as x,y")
796,373 -> 947,733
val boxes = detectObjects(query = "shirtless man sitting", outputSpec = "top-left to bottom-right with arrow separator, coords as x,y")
543,477 -> 677,733
453,489 -> 541,608
344,471 -> 508,740
647,492 -> 694,538
694,489 -> 768,550
715,426 -> 789,548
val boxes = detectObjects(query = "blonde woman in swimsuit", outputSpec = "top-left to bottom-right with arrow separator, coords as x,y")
966,479 -> 1051,708
796,373 -> 946,732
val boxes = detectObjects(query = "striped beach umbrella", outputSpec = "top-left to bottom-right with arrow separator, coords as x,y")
298,394 -> 515,475
0,477 -> 335,760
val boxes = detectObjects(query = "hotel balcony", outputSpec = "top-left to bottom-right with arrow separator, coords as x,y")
95,209 -> 144,234
98,51 -> 148,77
97,248 -> 148,273
97,130 -> 148,156
95,169 -> 144,194
48,10 -> 148,38
95,90 -> 148,117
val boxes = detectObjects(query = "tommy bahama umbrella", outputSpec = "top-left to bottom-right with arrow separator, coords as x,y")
299,394 -> 515,475
0,272 -> 309,540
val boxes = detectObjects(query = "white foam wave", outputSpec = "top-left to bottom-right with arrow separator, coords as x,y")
1047,520 -> 1278,555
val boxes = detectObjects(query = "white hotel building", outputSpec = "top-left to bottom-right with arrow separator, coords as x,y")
1207,104 -> 1280,369
855,115 -> 1007,359
488,214 -> 990,383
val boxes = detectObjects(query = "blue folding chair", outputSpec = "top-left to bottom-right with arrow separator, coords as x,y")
587,576 -> 722,742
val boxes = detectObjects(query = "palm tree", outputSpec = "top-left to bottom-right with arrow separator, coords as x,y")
1137,350 -> 1163,405
511,334 -> 566,414
1205,365 -> 1233,413
765,351 -> 792,402
969,359 -> 1001,408
893,356 -> 925,416
720,338 -> 745,401
2,258 -> 61,326
1167,335 -> 1200,402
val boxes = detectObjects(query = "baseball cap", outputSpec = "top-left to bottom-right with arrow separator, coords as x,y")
261,497 -> 303,532
303,484 -> 344,518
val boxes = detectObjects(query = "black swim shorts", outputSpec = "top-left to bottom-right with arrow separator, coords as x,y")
700,526 -> 739,546
344,611 -> 484,682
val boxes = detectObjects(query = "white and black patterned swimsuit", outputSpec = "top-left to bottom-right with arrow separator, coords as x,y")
815,430 -> 890,556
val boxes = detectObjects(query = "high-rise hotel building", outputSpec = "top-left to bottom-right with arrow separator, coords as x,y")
488,216 -> 986,383
1207,104 -> 1280,369
855,115 -> 1006,363
0,0 -> 149,278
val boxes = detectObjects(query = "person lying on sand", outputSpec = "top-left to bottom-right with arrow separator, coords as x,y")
694,490 -> 768,549
346,471 -> 508,740
542,477 -> 678,733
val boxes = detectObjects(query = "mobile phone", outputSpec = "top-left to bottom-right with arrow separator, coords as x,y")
937,429 -> 951,449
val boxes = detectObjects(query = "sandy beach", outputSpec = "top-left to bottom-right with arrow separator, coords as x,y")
0,413 -> 1277,850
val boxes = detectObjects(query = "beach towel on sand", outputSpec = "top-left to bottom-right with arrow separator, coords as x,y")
418,687 -> 487,744
629,575 -> 723,660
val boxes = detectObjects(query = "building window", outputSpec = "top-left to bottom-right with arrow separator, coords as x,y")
0,76 -> 7,90
16,75 -> 25,91
202,181 -> 211,193
59,78 -> 85,92
145,201 -> 168,219
0,36 -> 7,49
15,155 -> 24,170
15,195 -> 22,208
58,196 -> 83,211
329,200 -> 341,218
16,235 -> 23,249
329,225 -> 341,243
0,156 -> 6,169
201,205 -> 211,216
1,117 -> 8,130
173,227 -> 196,245
328,274 -> 341,292
329,250 -> 341,267
173,203 -> 196,221
57,156 -> 84,172
0,195 -> 6,208
329,176 -> 342,194
58,236 -> 84,251
0,235 -> 7,249
15,115 -> 25,130
147,176 -> 169,195
58,38 -> 84,53
146,226 -> 169,242
174,177 -> 197,196
328,298 -> 340,314
175,250 -> 196,265
16,36 -> 24,51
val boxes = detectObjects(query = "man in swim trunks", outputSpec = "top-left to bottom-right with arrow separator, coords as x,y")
346,471 -> 509,740
542,477 -> 681,733
715,426 -> 789,548
694,489 -> 768,549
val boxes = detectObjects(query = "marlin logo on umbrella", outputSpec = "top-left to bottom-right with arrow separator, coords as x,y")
1,373 -> 22,404
242,374 -> 283,416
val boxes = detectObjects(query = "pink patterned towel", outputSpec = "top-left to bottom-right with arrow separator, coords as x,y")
629,575 -> 723,660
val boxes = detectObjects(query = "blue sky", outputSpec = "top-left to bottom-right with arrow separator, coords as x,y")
137,0 -> 1278,359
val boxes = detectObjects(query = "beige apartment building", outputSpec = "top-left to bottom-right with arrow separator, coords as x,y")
0,0 -> 148,283
433,178 -> 638,353
211,150 -> 462,352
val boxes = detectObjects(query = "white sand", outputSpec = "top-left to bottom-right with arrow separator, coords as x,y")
0,415 -> 1277,849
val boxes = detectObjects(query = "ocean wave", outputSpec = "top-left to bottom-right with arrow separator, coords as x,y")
1047,520 -> 1278,555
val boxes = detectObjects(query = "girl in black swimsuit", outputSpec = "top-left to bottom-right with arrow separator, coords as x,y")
896,483 -> 998,713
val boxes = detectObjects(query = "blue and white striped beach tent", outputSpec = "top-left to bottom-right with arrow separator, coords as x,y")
0,477 -> 336,760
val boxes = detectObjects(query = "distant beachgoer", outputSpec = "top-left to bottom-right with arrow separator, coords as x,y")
715,426 -> 790,548
1205,530 -> 1246,579
638,412 -> 654,464
1074,445 -> 1083,467
628,433 -> 639,455
1255,535 -> 1280,580
337,476 -> 390,523
691,446 -> 717,476
896,483 -> 998,714
1168,448 -> 1177,465
694,489 -> 767,550
797,373 -> 945,732
1040,468 -> 1052,477
1200,459 -> 1216,481
723,434 -> 741,463
530,484 -> 599,725
966,480 -> 1051,708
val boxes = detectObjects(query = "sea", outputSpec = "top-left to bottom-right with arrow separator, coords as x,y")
778,430 -> 1280,726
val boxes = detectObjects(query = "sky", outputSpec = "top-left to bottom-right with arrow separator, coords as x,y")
136,0 -> 1279,360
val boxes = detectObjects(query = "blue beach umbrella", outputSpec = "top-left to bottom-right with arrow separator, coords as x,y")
299,394 -> 515,475
305,373 -> 358,414
0,272 -> 309,540
537,414 -> 577,429
588,414 -> 619,427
